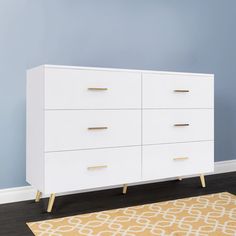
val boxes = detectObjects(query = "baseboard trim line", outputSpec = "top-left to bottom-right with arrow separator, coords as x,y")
214,159 -> 236,174
0,160 -> 235,205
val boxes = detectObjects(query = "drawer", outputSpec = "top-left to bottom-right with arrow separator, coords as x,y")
143,73 -> 214,108
44,146 -> 141,193
44,68 -> 141,109
45,110 -> 141,152
143,141 -> 214,180
143,109 -> 213,144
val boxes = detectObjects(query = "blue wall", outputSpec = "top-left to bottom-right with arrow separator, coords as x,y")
0,0 -> 236,189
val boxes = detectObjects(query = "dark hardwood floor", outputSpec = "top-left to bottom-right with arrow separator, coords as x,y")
0,172 -> 235,236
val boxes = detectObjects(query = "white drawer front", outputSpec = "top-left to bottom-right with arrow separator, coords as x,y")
143,73 -> 214,108
44,146 -> 141,193
143,109 -> 213,144
45,68 -> 141,109
45,110 -> 141,152
143,141 -> 214,180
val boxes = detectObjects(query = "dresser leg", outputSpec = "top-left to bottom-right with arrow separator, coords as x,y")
47,193 -> 56,213
122,184 -> 128,194
200,174 -> 206,188
35,190 -> 42,202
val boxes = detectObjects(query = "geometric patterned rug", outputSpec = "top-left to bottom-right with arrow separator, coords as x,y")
27,192 -> 236,236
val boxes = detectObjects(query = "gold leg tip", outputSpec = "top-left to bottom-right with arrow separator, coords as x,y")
35,191 -> 42,202
47,193 -> 56,213
47,208 -> 52,213
200,175 -> 206,188
122,184 -> 128,194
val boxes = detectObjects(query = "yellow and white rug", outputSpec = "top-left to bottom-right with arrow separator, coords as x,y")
27,192 -> 236,236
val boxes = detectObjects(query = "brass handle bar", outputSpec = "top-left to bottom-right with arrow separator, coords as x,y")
88,127 -> 108,130
174,124 -> 190,127
87,165 -> 108,170
174,89 -> 189,93
173,157 -> 189,161
88,88 -> 108,91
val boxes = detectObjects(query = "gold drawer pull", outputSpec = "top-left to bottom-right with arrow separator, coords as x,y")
174,124 -> 189,127
88,88 -> 108,91
173,157 -> 189,161
174,89 -> 189,93
87,165 -> 108,170
88,127 -> 108,130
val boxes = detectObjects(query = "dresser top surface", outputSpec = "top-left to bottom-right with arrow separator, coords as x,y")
28,64 -> 214,78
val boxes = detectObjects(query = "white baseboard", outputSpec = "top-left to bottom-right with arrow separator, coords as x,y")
214,159 -> 236,174
0,186 -> 35,205
0,160 -> 235,205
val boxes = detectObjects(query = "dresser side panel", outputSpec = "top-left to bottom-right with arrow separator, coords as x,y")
26,66 -> 45,192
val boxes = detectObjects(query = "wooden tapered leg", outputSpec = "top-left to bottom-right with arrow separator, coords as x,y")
200,174 -> 206,188
47,193 -> 56,213
35,191 -> 42,202
122,184 -> 128,194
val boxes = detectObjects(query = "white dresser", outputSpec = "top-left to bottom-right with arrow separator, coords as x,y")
26,65 -> 214,212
